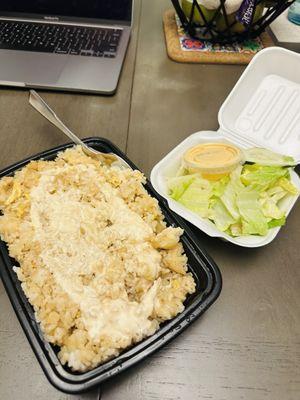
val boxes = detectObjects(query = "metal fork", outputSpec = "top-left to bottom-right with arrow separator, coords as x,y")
29,90 -> 130,168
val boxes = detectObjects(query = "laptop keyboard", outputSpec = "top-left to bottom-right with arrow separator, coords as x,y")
0,20 -> 122,57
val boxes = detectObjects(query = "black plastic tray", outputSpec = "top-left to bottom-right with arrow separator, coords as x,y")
0,138 -> 222,394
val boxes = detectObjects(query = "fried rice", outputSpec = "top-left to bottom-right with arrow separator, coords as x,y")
0,146 -> 196,372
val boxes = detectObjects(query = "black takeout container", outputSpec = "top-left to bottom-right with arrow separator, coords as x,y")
0,138 -> 222,394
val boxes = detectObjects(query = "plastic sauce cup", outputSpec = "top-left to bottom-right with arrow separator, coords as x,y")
183,142 -> 243,180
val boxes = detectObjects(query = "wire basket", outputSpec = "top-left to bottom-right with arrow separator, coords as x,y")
171,0 -> 295,44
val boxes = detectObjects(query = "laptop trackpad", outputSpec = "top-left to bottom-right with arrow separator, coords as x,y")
0,51 -> 67,85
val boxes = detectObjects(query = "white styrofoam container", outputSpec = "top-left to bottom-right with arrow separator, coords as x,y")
150,47 -> 300,248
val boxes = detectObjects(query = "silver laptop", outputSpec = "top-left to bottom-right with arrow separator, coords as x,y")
0,1 -> 133,94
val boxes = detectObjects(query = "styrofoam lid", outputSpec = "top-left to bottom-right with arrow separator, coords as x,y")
218,47 -> 300,163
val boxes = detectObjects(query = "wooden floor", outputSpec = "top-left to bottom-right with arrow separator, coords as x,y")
0,1 -> 299,399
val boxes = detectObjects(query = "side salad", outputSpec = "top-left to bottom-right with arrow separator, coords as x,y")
168,145 -> 299,237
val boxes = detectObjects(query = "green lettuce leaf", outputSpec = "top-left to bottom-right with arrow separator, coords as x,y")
236,188 -> 269,236
168,174 -> 196,201
268,216 -> 286,229
259,188 -> 286,220
244,147 -> 296,167
278,177 -> 299,195
177,178 -> 212,218
260,197 -> 285,220
209,198 -> 236,232
220,166 -> 244,220
241,165 -> 288,189
211,176 -> 230,198
265,186 -> 287,203
229,222 -> 243,237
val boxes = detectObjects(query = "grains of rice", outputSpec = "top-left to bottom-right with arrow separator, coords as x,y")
0,146 -> 196,372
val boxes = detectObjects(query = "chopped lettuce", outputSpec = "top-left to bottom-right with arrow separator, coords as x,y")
211,176 -> 230,197
168,174 -> 196,201
268,216 -> 286,229
209,198 -> 236,232
220,166 -> 244,220
167,148 -> 298,237
241,165 -> 288,188
278,177 -> 299,195
259,195 -> 285,220
266,186 -> 287,203
244,147 -> 296,167
229,222 -> 243,237
236,189 -> 269,236
176,178 -> 211,218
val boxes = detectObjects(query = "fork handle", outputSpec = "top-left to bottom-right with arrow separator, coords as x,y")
29,90 -> 88,150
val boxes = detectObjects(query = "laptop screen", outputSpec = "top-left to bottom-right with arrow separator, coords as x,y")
0,0 -> 133,23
